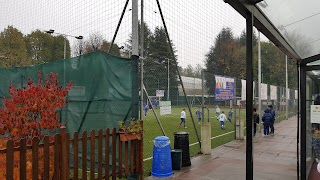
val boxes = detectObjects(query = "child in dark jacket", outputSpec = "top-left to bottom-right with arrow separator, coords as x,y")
253,108 -> 260,136
268,105 -> 276,135
262,108 -> 273,135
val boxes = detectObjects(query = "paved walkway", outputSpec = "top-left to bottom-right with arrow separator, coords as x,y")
147,116 -> 298,180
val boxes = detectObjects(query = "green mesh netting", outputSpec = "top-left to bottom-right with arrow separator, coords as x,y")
0,51 -> 138,133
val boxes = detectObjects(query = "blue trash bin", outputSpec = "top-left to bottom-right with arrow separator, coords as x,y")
151,136 -> 173,178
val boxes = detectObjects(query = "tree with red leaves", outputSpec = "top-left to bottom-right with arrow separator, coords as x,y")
0,70 -> 72,144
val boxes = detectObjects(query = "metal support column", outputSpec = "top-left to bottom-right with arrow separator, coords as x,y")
286,55 -> 288,120
296,61 -> 300,180
131,0 -> 139,120
258,31 -> 262,131
300,64 -> 306,180
246,10 -> 254,180
140,0 -> 144,120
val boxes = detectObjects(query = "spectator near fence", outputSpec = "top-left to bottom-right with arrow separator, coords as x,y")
144,103 -> 149,116
262,108 -> 272,136
268,104 -> 276,135
253,107 -> 260,136
196,109 -> 202,124
179,108 -> 187,129
228,108 -> 233,123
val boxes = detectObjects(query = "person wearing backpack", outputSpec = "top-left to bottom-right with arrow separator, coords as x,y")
262,108 -> 273,136
268,104 -> 276,135
253,107 -> 260,137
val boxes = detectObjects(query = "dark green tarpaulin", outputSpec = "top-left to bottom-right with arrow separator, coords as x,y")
0,51 -> 137,134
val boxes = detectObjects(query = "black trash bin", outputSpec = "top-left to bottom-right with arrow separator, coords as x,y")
171,149 -> 182,170
173,132 -> 191,167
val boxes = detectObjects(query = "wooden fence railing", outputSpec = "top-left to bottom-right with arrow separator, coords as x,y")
1,127 -> 143,180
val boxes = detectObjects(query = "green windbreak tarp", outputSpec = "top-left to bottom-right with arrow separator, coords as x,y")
0,51 -> 135,134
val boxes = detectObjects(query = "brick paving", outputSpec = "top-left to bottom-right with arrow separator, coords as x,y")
146,116 -> 299,180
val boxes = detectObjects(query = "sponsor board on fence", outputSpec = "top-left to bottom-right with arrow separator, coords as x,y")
156,90 -> 165,97
160,101 -> 171,115
311,105 -> 320,123
241,80 -> 256,100
270,85 -> 277,100
214,75 -> 235,101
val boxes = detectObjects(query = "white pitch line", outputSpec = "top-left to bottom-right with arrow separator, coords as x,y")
143,130 -> 235,161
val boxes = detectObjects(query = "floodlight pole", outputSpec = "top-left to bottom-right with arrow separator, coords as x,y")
167,58 -> 170,100
132,0 -> 139,56
132,0 -> 139,120
64,38 -> 66,59
140,0 -> 144,120
258,31 -> 261,130
286,55 -> 288,120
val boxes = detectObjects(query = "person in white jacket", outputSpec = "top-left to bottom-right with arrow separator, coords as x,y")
179,108 -> 187,128
218,111 -> 227,129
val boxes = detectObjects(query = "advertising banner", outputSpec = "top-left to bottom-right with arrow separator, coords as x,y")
160,101 -> 171,115
214,75 -> 235,101
261,83 -> 268,100
311,105 -> 320,123
241,80 -> 256,100
156,90 -> 165,97
270,85 -> 277,100
241,80 -> 246,100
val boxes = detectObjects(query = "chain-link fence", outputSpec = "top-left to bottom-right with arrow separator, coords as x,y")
1,0 -> 299,178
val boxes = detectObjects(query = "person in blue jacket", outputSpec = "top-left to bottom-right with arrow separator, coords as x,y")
268,104 -> 276,135
262,108 -> 273,136
228,108 -> 233,123
144,103 -> 149,116
195,109 -> 202,124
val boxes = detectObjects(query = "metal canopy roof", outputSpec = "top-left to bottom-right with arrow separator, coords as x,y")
225,0 -> 320,65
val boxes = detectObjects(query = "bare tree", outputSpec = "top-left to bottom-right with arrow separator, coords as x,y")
194,64 -> 203,78
72,32 -> 121,56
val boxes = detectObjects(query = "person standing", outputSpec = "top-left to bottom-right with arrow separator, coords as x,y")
268,104 -> 276,135
215,105 -> 221,116
218,111 -> 227,129
179,108 -> 187,128
144,103 -> 149,116
196,109 -> 202,124
262,108 -> 272,136
228,108 -> 233,123
253,108 -> 260,136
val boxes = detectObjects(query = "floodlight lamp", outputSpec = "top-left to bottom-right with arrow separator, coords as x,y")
45,29 -> 55,34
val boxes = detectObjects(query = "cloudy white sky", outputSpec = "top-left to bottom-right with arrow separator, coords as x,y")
0,0 -> 268,68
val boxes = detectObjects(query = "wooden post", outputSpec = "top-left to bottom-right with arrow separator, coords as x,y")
82,131 -> 87,180
53,134 -> 60,180
20,138 -> 27,180
98,130 -> 103,180
43,136 -> 50,179
6,140 -> 14,180
118,136 -> 123,178
73,132 -> 79,180
105,129 -> 110,179
32,137 -> 39,180
112,128 -> 117,180
90,130 -> 95,180
60,126 -> 68,180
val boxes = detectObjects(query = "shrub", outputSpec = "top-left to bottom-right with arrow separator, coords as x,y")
0,70 -> 72,179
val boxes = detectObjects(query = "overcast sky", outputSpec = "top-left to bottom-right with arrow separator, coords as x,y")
0,0 -> 268,68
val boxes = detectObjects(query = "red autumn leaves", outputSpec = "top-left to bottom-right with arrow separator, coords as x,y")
0,70 -> 72,144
